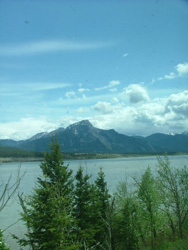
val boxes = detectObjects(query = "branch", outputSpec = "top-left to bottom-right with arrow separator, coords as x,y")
0,164 -> 24,212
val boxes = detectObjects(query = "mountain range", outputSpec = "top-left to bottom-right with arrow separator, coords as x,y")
0,120 -> 188,154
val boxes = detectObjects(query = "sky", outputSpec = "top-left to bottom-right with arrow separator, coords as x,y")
0,0 -> 188,140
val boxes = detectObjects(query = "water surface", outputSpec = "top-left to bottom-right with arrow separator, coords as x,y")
1,155 -> 188,249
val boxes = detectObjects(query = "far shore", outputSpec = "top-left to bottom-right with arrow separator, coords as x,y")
0,157 -> 44,163
1,152 -> 188,163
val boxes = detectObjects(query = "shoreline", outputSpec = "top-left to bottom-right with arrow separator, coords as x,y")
1,152 -> 187,163
0,157 -> 44,163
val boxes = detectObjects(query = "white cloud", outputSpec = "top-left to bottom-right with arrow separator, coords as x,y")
157,77 -> 163,81
1,91 -> 188,140
109,80 -> 121,87
93,101 -> 114,114
62,91 -> 89,103
165,90 -> 188,117
0,40 -> 114,56
33,83 -> 70,90
150,78 -> 155,84
78,88 -> 90,93
124,84 -> 150,104
95,80 -> 121,91
112,97 -> 119,103
0,117 -> 57,140
91,91 -> 188,136
123,53 -> 128,57
65,91 -> 76,99
109,88 -> 117,92
176,62 -> 188,76
0,82 -> 70,97
160,62 -> 188,81
76,107 -> 91,114
81,94 -> 87,100
164,72 -> 176,79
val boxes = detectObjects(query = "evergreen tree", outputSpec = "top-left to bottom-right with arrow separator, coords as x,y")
73,167 -> 111,249
0,230 -> 10,250
95,168 -> 110,219
15,139 -> 78,250
94,168 -> 111,249
73,166 -> 98,249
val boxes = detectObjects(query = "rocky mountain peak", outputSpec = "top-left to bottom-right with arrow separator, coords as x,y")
67,120 -> 93,130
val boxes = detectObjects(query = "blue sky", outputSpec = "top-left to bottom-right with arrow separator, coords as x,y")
0,0 -> 188,140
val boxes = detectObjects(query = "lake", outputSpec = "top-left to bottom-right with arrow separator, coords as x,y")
1,155 -> 188,250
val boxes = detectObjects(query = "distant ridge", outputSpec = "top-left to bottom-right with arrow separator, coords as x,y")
0,120 -> 188,154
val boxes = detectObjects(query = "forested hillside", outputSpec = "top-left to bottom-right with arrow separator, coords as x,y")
0,146 -> 43,158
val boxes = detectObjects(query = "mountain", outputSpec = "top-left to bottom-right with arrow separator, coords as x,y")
14,120 -> 154,153
0,120 -> 188,154
145,133 -> 188,153
28,132 -> 48,141
27,127 -> 65,142
0,139 -> 19,147
182,131 -> 188,137
54,120 -> 155,153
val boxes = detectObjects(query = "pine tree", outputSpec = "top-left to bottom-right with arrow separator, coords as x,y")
73,166 -> 97,249
15,139 -> 78,250
0,230 -> 10,250
73,167 -> 111,250
94,168 -> 111,249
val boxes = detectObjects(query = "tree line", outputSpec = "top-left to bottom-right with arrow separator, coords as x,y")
1,139 -> 188,249
0,146 -> 44,158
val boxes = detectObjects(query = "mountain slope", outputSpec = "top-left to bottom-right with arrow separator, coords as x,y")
146,133 -> 188,153
0,146 -> 43,158
18,120 -> 154,153
0,120 -> 187,154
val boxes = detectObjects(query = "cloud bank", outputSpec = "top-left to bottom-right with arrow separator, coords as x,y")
1,90 -> 187,140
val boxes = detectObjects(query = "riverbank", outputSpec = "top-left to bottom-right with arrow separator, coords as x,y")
0,157 -> 44,163
1,152 -> 187,163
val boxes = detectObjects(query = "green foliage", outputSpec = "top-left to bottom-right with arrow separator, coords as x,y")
0,230 -> 10,250
157,155 -> 188,239
0,146 -> 43,158
11,144 -> 187,250
95,168 -> 110,217
114,182 -> 139,250
73,166 -> 95,247
94,168 -> 111,249
14,139 -> 111,250
73,167 -> 111,249
113,157 -> 188,250
15,139 -> 78,250
136,167 -> 161,249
